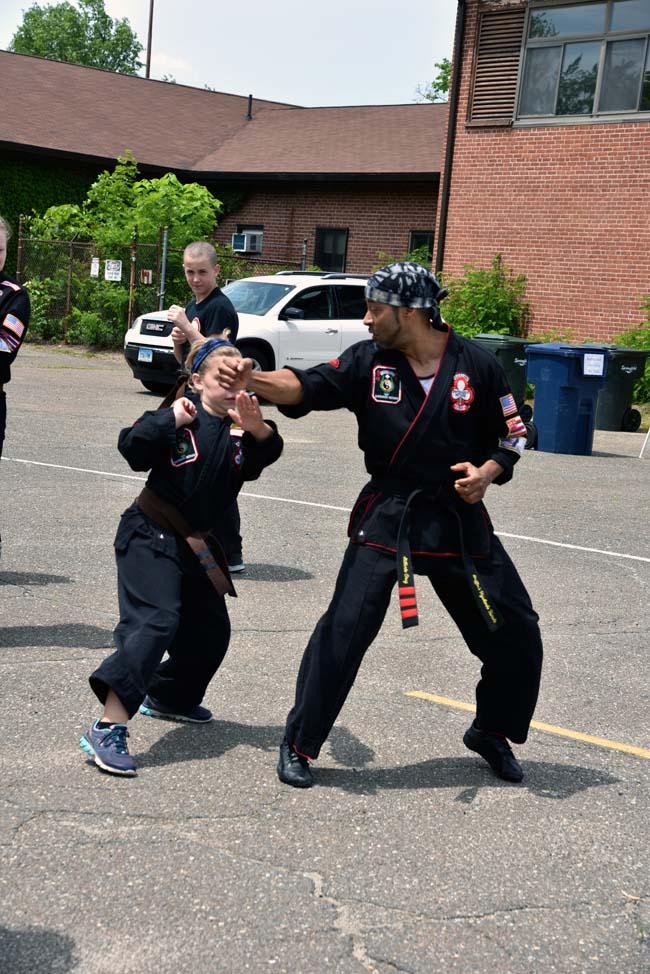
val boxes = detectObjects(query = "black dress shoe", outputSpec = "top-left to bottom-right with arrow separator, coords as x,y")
463,724 -> 524,782
277,740 -> 313,788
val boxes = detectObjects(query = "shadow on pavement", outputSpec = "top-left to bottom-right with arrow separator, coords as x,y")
231,563 -> 314,582
316,758 -> 620,799
0,926 -> 78,974
0,571 -> 71,587
137,720 -> 616,800
0,624 -> 113,649
137,720 -> 373,769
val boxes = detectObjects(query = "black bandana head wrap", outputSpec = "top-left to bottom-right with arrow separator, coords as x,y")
365,262 -> 448,330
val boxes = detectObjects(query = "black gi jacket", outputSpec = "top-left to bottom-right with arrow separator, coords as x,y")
118,393 -> 282,536
0,274 -> 30,384
280,330 -> 526,561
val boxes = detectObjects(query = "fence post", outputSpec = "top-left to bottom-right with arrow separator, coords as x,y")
301,238 -> 308,271
16,216 -> 24,283
158,225 -> 169,310
64,238 -> 74,343
127,225 -> 138,328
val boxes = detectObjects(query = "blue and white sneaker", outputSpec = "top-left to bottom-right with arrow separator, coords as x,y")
80,721 -> 136,776
139,695 -> 213,723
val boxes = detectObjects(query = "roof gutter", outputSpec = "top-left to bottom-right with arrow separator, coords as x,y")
435,0 -> 466,275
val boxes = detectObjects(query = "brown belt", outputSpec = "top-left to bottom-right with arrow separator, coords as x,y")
136,486 -> 236,598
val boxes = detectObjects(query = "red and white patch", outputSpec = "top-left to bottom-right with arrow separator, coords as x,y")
328,358 -> 340,369
450,373 -> 475,413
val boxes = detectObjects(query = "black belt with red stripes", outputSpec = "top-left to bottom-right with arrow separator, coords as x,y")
369,475 -> 502,633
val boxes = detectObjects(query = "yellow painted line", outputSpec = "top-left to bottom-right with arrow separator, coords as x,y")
406,691 -> 650,760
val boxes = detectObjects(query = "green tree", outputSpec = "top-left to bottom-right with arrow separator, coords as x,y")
9,0 -> 143,74
415,58 -> 451,103
28,153 -> 222,249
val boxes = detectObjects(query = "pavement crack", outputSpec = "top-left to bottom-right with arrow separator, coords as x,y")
304,870 -> 385,973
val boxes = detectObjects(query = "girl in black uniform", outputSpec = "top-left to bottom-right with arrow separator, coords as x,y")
0,214 -> 30,560
80,336 -> 283,776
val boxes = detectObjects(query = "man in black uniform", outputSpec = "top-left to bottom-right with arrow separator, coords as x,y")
0,214 -> 30,560
218,262 -> 543,788
168,241 -> 244,571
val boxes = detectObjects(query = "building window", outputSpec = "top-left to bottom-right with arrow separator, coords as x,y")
408,231 -> 435,260
314,228 -> 348,272
232,225 -> 263,254
518,1 -> 650,119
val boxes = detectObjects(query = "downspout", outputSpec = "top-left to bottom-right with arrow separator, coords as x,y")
435,0 -> 467,275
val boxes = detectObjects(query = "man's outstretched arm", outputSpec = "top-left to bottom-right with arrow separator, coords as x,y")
217,358 -> 304,406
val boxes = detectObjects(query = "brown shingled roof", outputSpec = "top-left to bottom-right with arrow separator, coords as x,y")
0,51 -> 446,177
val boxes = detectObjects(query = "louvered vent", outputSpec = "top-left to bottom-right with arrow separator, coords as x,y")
468,6 -> 526,125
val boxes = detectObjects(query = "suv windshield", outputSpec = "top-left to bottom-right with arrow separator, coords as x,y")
222,280 -> 295,316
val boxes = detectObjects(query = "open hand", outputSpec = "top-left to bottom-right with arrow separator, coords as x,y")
228,391 -> 265,435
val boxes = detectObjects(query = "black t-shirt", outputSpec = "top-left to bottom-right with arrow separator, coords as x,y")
185,287 -> 239,343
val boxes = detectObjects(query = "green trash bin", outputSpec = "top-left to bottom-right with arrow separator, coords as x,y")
583,344 -> 649,431
472,333 -> 531,419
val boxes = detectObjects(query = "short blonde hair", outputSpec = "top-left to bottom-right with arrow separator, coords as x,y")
185,334 -> 239,388
183,241 -> 217,266
0,215 -> 12,241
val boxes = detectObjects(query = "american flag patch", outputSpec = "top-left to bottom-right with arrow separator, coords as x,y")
3,314 -> 25,339
506,415 -> 527,437
499,393 -> 518,417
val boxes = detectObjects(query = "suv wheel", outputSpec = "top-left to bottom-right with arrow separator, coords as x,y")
237,342 -> 273,373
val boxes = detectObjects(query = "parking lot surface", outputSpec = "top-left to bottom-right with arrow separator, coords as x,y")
1,346 -> 649,974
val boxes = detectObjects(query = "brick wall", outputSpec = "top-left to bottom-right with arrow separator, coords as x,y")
438,0 -> 650,341
213,181 -> 438,276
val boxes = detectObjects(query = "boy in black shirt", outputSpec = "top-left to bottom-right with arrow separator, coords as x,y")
168,241 -> 244,570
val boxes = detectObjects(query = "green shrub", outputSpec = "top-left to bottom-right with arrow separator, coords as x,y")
67,309 -> 117,348
440,254 -> 529,337
23,277 -> 62,342
613,300 -> 650,403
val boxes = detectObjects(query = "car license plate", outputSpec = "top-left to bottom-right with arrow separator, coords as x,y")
138,348 -> 153,363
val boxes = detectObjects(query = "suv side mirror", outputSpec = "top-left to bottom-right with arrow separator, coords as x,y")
281,306 -> 305,320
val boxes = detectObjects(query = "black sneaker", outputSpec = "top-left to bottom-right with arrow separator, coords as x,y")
139,695 -> 212,723
277,739 -> 313,788
463,724 -> 524,782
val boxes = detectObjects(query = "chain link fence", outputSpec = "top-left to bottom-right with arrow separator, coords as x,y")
17,227 -> 302,349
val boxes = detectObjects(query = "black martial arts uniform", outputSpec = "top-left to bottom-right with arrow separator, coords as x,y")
184,287 -> 242,563
89,395 -> 283,717
279,330 -> 543,759
0,274 -> 30,458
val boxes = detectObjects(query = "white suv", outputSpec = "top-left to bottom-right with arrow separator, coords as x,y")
123,271 -> 370,392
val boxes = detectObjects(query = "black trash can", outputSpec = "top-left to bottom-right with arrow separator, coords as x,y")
582,344 -> 649,432
471,334 -> 530,412
472,333 -> 537,446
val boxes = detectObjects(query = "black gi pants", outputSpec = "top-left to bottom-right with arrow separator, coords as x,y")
0,389 -> 6,459
285,537 -> 543,759
90,510 -> 231,718
219,499 -> 243,565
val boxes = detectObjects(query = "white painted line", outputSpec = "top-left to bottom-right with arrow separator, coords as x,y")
3,455 -> 649,563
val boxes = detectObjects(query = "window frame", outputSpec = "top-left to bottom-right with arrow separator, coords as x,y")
313,227 -> 349,273
408,230 -> 435,259
515,0 -> 650,124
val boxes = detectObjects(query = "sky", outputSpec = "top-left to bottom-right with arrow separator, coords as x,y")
0,0 -> 457,106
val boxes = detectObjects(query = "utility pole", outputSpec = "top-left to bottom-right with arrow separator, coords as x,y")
145,0 -> 154,79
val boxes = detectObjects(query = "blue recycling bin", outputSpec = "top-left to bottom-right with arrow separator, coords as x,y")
525,343 -> 610,455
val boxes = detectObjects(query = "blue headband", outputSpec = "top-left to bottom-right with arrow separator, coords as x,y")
191,338 -> 235,374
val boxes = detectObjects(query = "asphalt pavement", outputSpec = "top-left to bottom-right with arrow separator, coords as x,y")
1,345 -> 649,974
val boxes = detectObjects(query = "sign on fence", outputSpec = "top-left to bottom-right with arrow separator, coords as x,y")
90,257 -> 100,278
104,259 -> 122,282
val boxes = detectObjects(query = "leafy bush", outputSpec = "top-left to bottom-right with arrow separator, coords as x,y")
439,254 -> 529,337
67,309 -> 117,348
372,244 -> 433,272
23,277 -> 62,341
613,299 -> 650,403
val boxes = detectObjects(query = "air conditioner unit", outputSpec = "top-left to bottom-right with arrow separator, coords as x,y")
232,232 -> 262,254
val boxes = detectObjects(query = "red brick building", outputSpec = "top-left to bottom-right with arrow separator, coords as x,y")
437,0 -> 650,340
0,51 -> 445,276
